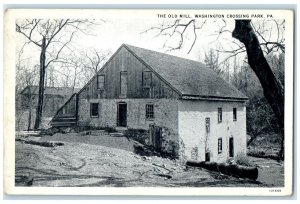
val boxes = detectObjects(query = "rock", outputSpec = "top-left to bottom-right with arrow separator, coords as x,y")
61,127 -> 74,134
40,127 -> 59,136
81,131 -> 91,136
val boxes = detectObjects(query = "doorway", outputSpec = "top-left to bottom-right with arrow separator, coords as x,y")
149,124 -> 162,151
117,102 -> 127,127
229,137 -> 234,157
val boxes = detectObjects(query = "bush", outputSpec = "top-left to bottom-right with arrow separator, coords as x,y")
234,153 -> 254,167
123,129 -> 149,145
247,149 -> 266,157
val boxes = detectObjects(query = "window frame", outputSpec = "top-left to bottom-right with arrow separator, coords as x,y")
145,103 -> 154,120
205,117 -> 210,133
218,138 -> 222,154
142,71 -> 152,88
218,107 -> 222,123
90,103 -> 99,118
97,74 -> 105,90
233,107 -> 237,121
120,71 -> 128,97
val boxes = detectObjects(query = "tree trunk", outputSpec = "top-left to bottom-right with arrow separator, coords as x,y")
27,95 -> 32,131
34,37 -> 47,130
232,20 -> 284,159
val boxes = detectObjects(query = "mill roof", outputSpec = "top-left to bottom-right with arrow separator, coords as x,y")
124,44 -> 248,100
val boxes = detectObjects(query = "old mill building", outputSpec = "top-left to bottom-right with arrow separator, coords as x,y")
51,44 -> 248,162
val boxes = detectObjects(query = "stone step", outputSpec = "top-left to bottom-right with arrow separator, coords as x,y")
109,132 -> 124,137
50,121 -> 77,127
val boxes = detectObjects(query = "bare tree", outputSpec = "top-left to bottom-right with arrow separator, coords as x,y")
81,48 -> 111,81
16,19 -> 97,129
15,47 -> 39,131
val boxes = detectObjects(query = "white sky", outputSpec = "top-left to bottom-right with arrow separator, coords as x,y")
16,11 -> 241,65
15,9 -> 285,88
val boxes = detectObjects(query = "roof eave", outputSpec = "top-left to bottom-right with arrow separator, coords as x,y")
181,94 -> 248,102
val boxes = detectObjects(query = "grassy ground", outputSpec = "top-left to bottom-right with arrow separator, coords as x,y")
15,132 -> 283,187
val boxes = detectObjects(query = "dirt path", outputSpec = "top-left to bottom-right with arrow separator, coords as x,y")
15,139 -> 264,187
250,157 -> 284,187
40,132 -> 136,152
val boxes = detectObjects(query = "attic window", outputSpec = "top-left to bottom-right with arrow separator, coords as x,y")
120,71 -> 128,96
97,75 -> 105,90
218,107 -> 222,123
233,107 -> 237,121
142,71 -> 152,88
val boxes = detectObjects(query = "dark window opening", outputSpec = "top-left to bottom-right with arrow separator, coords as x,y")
142,71 -> 152,88
97,75 -> 105,90
218,138 -> 222,154
205,152 -> 210,162
146,104 -> 154,119
218,107 -> 222,123
205,117 -> 210,133
229,137 -> 234,157
233,107 -> 237,121
90,103 -> 99,118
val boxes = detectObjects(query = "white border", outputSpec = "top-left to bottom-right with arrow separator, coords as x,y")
3,8 -> 294,196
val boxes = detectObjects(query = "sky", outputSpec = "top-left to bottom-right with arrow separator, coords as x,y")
15,9 -> 285,88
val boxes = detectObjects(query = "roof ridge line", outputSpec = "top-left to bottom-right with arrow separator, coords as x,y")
124,44 -> 205,66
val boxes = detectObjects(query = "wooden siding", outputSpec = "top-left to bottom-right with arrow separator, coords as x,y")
79,47 -> 180,100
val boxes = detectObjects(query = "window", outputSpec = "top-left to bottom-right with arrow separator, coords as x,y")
90,103 -> 99,117
146,104 -> 154,119
218,138 -> 222,154
97,75 -> 105,90
205,117 -> 210,133
233,107 -> 237,121
120,71 -> 127,96
142,71 -> 152,88
218,107 -> 222,123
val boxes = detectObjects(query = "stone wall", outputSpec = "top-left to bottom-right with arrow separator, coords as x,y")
77,98 -> 178,130
178,100 -> 247,163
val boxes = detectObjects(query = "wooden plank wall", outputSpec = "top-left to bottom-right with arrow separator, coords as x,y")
79,47 -> 179,100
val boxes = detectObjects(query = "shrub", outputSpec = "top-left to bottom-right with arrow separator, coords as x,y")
123,128 -> 148,145
234,153 -> 254,167
247,149 -> 266,157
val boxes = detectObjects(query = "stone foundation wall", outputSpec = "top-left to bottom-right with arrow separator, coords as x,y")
77,98 -> 180,156
77,98 -> 179,130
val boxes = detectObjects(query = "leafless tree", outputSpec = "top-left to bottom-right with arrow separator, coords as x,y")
16,19 -> 97,129
16,47 -> 39,130
81,48 -> 111,82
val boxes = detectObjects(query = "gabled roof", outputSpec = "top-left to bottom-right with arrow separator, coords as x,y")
20,86 -> 80,96
124,44 -> 248,100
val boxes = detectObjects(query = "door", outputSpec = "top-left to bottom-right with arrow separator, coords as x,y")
118,103 -> 127,127
229,137 -> 234,157
149,124 -> 161,151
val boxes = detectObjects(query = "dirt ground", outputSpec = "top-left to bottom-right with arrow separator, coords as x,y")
15,132 -> 283,187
